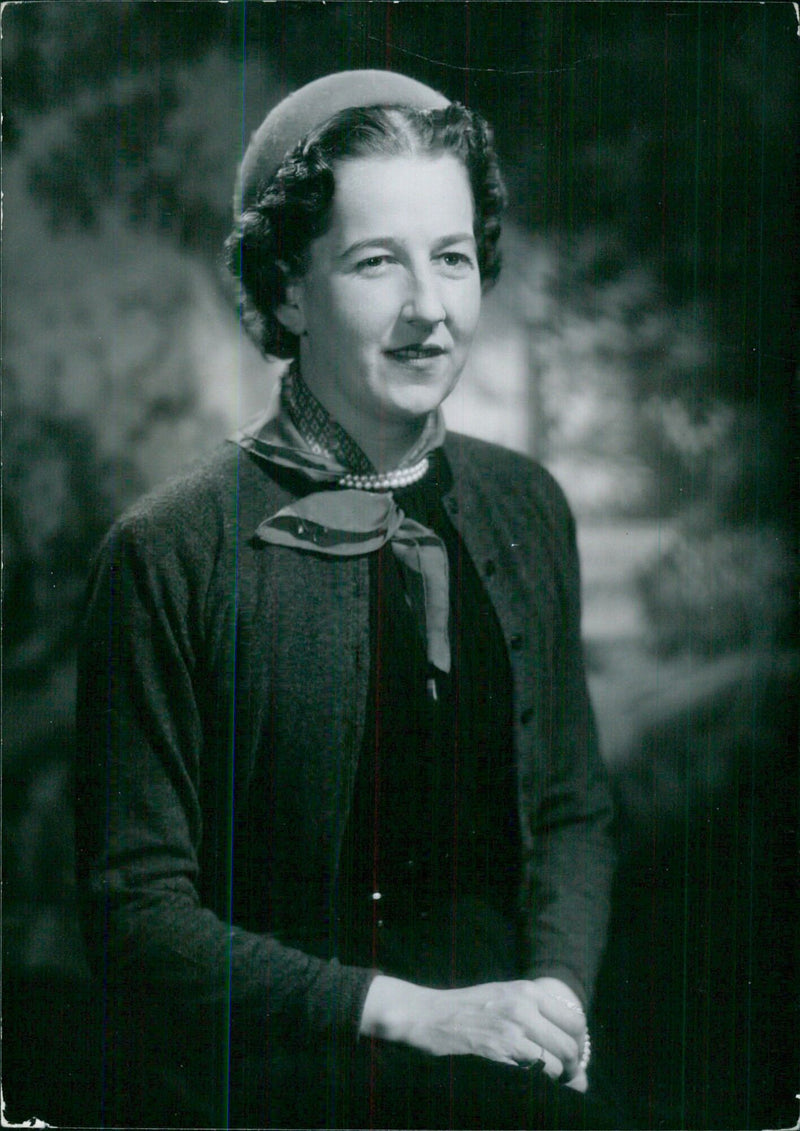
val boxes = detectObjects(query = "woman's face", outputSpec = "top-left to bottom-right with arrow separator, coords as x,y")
280,153 -> 482,457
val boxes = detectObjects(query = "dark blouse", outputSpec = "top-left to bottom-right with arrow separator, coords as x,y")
334,458 -> 522,982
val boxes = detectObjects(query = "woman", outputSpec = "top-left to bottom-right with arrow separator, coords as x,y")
75,70 -> 616,1129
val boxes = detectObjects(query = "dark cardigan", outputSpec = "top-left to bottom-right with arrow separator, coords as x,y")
75,430 -> 614,1119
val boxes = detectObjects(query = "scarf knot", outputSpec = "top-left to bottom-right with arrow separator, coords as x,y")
232,369 -> 452,673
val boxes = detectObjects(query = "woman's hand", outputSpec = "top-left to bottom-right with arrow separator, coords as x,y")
527,976 -> 589,1092
359,974 -> 587,1086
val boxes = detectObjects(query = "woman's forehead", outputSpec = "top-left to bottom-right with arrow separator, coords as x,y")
325,153 -> 475,243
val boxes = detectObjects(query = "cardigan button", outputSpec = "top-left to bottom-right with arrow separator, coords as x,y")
520,707 -> 534,726
510,633 -> 523,650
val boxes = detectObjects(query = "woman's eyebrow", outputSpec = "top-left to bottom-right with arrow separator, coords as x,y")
337,237 -> 398,260
431,232 -> 477,251
337,232 -> 477,260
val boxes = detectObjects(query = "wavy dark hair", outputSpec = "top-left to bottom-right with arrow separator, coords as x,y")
225,102 -> 507,359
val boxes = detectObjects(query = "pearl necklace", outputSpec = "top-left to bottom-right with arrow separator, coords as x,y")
338,456 -> 430,492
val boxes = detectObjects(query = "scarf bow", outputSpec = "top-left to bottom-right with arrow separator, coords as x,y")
232,374 -> 452,673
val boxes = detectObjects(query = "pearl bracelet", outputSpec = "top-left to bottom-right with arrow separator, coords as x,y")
551,995 -> 591,1072
579,1029 -> 592,1072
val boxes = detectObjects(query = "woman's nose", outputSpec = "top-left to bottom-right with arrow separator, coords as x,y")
402,269 -> 447,326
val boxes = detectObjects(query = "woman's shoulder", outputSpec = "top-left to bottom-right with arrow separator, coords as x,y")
443,432 -> 574,527
98,442 -> 279,567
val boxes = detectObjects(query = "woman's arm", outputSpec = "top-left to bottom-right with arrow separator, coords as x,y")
444,437 -> 615,1008
74,513 -> 374,1051
520,486 -> 616,1008
351,455 -> 608,1087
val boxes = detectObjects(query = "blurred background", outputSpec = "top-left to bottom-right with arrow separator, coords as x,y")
3,3 -> 797,1127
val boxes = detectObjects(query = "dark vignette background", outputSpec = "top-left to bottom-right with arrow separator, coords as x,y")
2,3 -> 797,1128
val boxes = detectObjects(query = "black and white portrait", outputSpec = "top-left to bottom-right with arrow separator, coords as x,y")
3,4 -> 797,1129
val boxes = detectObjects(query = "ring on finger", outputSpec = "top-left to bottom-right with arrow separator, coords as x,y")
515,1048 -> 546,1073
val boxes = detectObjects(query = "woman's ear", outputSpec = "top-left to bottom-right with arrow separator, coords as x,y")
275,268 -> 307,337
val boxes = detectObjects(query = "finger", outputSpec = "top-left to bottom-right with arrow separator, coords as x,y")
512,1037 -> 563,1080
566,1068 -> 588,1093
506,989 -> 577,1033
512,1039 -> 563,1082
539,1048 -> 565,1082
512,1036 -> 546,1069
512,985 -> 585,1052
538,995 -> 586,1041
524,1014 -> 580,1075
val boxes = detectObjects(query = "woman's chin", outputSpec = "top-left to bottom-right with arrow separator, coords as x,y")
384,376 -> 460,421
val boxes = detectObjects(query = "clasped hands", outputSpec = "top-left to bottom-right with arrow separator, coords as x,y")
359,973 -> 589,1092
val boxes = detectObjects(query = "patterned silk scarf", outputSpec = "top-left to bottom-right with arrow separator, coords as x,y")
231,366 -> 452,673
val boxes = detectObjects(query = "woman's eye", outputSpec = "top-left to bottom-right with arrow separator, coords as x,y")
356,255 -> 392,272
439,251 -> 475,271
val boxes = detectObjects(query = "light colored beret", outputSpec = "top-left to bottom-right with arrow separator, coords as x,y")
235,69 -> 449,217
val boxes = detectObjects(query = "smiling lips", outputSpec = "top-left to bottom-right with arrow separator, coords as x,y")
386,344 -> 447,361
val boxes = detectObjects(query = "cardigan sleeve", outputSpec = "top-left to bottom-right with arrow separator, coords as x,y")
74,504 -> 375,1065
440,434 -> 615,1009
521,483 -> 616,1009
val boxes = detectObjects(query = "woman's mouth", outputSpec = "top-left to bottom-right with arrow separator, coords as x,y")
386,345 -> 446,362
